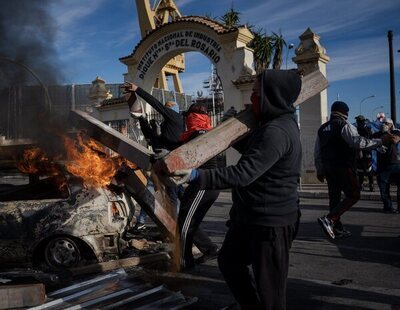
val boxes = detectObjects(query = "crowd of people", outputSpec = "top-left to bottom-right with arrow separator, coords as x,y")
316,106 -> 400,241
315,103 -> 400,240
118,69 -> 399,310
120,69 -> 301,309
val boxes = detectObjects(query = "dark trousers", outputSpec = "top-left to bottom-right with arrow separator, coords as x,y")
178,183 -> 220,268
166,184 -> 185,211
377,164 -> 400,210
358,171 -> 374,190
325,166 -> 360,223
218,224 -> 296,310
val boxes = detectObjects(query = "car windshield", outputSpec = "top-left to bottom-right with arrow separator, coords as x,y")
0,171 -> 69,202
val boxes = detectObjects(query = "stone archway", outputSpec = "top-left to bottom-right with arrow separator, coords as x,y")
120,16 -> 255,113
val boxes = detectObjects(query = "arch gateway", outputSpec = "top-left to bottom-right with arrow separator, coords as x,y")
119,17 -> 329,182
120,16 -> 255,114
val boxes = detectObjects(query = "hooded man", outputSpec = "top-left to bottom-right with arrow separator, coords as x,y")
167,69 -> 302,310
315,102 -> 398,239
178,103 -> 220,269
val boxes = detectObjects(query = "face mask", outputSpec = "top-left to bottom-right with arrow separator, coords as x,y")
251,92 -> 261,120
381,124 -> 390,133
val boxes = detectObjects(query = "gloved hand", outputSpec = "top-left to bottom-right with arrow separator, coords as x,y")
165,169 -> 199,186
121,81 -> 138,93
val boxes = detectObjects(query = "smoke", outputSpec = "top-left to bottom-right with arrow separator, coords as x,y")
0,0 -> 63,87
0,1 -> 65,141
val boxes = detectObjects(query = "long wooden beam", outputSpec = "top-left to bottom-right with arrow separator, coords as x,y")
69,110 -> 175,239
123,169 -> 177,239
159,70 -> 328,173
69,110 -> 153,170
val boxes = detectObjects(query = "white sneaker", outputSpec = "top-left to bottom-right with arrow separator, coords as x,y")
318,216 -> 335,239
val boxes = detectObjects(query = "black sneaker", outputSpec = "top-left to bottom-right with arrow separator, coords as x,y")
195,249 -> 219,264
334,227 -> 352,238
318,216 -> 335,239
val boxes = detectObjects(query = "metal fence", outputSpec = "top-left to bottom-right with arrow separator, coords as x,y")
146,91 -> 226,167
0,84 -> 227,166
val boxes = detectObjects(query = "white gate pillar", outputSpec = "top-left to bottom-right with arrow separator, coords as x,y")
293,28 -> 330,183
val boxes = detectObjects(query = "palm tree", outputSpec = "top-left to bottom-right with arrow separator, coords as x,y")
219,9 -> 287,71
249,28 -> 274,74
271,32 -> 287,69
220,7 -> 241,27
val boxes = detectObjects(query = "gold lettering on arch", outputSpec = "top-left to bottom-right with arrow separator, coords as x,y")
137,30 -> 221,80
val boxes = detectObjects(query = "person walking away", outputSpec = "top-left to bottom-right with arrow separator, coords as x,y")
178,103 -> 220,269
372,118 -> 400,213
166,69 -> 302,310
315,102 -> 398,240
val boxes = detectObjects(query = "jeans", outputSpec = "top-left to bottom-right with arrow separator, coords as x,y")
137,179 -> 155,224
377,164 -> 400,210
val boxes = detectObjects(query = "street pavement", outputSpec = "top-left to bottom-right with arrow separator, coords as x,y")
156,190 -> 400,309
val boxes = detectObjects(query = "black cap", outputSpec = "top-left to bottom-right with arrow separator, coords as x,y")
355,115 -> 365,121
331,101 -> 349,115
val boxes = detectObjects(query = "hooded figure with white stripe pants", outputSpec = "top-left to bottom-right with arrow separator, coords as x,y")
122,82 -> 219,263
178,103 -> 220,269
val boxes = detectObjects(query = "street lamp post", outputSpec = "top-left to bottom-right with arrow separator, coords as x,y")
388,31 -> 397,124
372,105 -> 384,120
359,95 -> 375,115
285,43 -> 294,69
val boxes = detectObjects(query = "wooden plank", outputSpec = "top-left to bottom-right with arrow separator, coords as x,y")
69,252 -> 170,277
160,71 -> 328,173
69,110 -> 153,170
123,169 -> 177,239
69,110 -> 175,239
0,283 -> 45,309
293,70 -> 329,107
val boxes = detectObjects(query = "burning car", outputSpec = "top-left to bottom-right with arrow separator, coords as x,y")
0,170 -> 136,270
0,138 -> 139,270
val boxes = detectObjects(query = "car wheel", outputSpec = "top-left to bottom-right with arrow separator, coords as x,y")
44,237 -> 81,269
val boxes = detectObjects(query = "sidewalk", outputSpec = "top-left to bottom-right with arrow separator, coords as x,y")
298,183 -> 398,202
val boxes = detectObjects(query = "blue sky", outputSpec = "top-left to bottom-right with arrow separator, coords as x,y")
51,0 -> 400,121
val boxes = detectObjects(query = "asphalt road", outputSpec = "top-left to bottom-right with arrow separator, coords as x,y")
156,192 -> 400,310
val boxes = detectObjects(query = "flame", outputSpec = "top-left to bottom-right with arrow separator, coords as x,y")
16,147 -> 68,191
63,133 -> 136,188
16,147 -> 60,176
15,134 -> 138,189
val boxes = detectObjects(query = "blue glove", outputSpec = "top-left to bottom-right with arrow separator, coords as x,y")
189,169 -> 199,182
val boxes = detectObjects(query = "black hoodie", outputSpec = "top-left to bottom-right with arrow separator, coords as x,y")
198,70 -> 302,227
